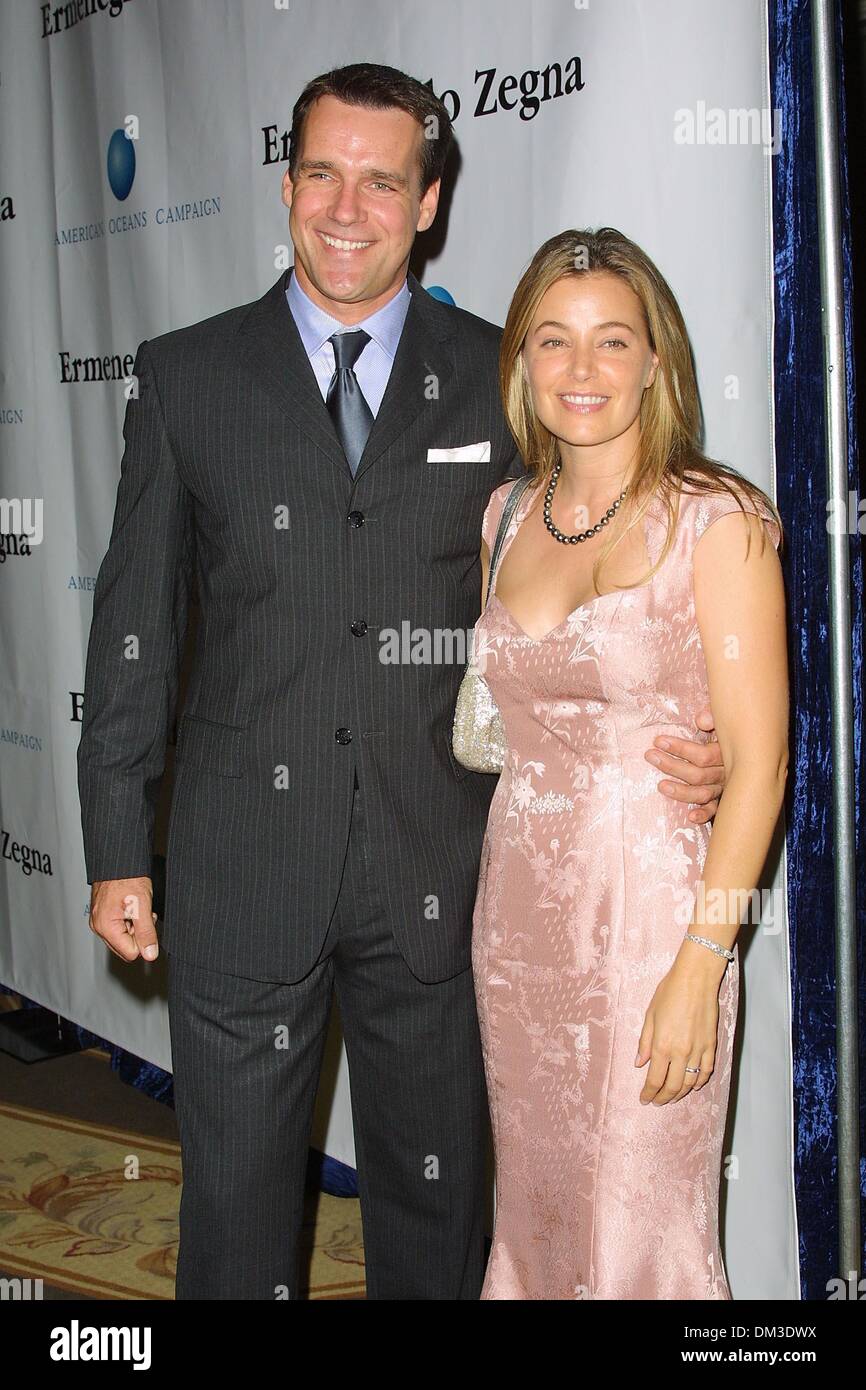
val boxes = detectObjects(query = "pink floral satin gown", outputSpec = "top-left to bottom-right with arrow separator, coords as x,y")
470,479 -> 781,1301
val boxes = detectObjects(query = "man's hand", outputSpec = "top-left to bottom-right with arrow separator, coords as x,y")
645,706 -> 725,824
89,877 -> 159,962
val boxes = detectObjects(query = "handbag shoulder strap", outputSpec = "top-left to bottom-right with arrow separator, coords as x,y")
486,472 -> 533,607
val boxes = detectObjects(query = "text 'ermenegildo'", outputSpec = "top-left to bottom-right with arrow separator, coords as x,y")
262,57 -> 585,165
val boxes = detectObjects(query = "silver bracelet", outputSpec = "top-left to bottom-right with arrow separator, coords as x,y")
685,932 -> 735,962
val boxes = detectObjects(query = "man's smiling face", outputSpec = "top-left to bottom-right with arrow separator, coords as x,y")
282,94 -> 440,322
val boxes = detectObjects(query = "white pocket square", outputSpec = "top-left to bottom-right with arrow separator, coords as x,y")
426,440 -> 491,463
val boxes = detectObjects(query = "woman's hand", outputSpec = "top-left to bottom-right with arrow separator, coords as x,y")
635,952 -> 727,1104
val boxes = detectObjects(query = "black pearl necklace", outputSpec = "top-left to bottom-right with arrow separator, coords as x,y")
543,459 -> 628,545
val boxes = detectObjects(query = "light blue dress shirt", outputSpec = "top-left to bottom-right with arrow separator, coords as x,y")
286,266 -> 412,418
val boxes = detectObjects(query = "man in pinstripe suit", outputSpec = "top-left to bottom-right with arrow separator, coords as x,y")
78,63 -> 728,1299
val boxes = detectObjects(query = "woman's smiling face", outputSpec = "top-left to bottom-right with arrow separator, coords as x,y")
521,271 -> 659,452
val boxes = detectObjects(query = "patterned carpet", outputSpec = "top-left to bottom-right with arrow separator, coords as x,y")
0,1099 -> 366,1299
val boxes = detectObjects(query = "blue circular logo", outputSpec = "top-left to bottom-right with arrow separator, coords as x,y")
107,129 -> 135,201
426,285 -> 455,306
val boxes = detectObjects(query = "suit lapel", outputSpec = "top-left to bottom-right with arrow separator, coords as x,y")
353,269 -> 455,483
236,269 -> 348,476
235,268 -> 456,483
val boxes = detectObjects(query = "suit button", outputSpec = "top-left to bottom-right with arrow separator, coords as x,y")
335,727 -> 352,744
347,510 -> 365,527
350,620 -> 368,636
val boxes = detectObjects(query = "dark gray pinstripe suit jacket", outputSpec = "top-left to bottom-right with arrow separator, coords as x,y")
77,268 -> 525,982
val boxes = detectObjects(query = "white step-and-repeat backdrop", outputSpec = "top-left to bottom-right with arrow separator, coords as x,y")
0,0 -> 798,1297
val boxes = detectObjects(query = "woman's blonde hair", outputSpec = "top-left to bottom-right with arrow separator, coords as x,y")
499,227 -> 783,591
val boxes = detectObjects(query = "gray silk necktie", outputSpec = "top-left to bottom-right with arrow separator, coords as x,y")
326,329 -> 373,476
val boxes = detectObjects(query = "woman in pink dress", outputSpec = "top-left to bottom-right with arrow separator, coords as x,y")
471,228 -> 788,1300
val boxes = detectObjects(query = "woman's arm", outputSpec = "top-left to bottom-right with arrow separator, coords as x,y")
636,508 -> 789,1104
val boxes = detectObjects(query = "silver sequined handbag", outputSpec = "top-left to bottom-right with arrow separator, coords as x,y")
452,474 -> 533,774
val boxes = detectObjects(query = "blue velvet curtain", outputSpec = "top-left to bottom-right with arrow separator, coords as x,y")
768,0 -> 865,1298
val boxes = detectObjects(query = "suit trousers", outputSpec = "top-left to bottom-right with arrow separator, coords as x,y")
166,776 -> 490,1299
